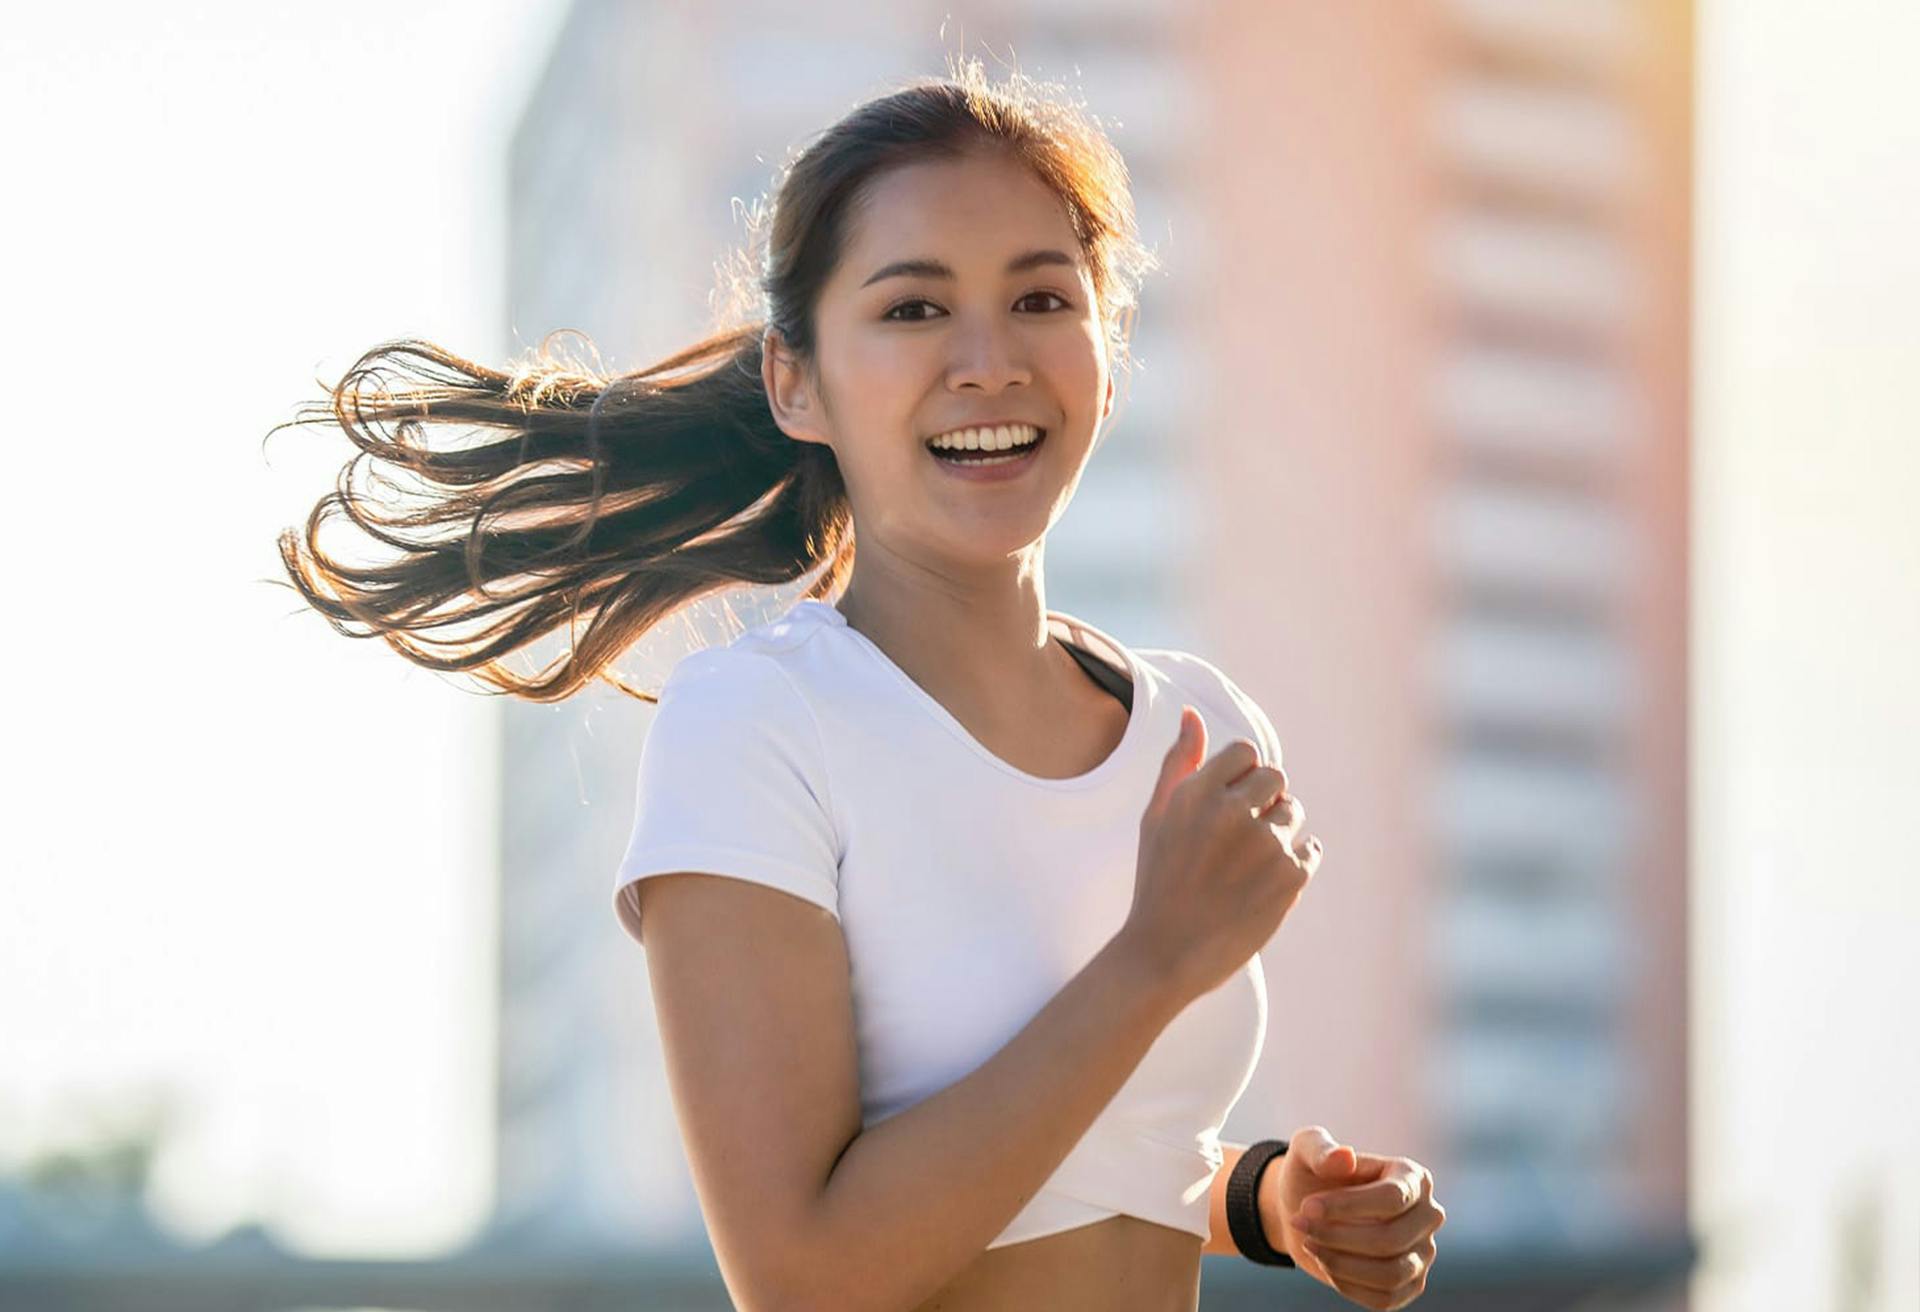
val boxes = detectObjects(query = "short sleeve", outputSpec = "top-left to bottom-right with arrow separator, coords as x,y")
1134,647 -> 1284,770
1212,665 -> 1284,772
612,646 -> 843,945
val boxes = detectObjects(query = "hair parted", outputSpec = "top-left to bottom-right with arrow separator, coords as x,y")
267,54 -> 1159,703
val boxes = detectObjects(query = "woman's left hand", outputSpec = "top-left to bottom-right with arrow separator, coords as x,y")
1259,1126 -> 1446,1309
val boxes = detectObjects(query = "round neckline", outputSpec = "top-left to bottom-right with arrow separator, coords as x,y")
793,599 -> 1148,791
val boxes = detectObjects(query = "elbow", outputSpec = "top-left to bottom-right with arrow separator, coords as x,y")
730,1215 -> 872,1312
733,1271 -> 823,1312
743,1267 -> 877,1312
730,1257 -> 829,1312
740,1279 -> 863,1312
750,1297 -> 839,1312
734,1182 -> 943,1312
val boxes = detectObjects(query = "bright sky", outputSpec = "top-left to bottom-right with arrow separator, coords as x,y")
0,1 -> 568,1255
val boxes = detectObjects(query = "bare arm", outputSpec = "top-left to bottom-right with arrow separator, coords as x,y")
633,872 -> 1189,1312
803,933 -> 1186,1309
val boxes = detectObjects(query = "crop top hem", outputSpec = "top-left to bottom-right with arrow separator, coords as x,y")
983,1117 -> 1224,1249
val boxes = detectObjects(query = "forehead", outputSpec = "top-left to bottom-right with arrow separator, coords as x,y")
836,150 -> 1087,282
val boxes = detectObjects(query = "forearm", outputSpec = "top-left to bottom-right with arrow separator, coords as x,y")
1202,1139 -> 1292,1260
791,933 -> 1189,1312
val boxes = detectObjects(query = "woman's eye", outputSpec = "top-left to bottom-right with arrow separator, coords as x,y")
1019,291 -> 1071,313
882,291 -> 1071,322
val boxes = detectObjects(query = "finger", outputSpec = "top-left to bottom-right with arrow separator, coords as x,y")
1323,1139 -> 1356,1175
1311,1153 -> 1426,1209
1313,1149 -> 1391,1187
1228,764 -> 1289,814
1298,1234 -> 1435,1302
1291,1125 -> 1354,1178
1193,734 -> 1263,790
1292,1180 -> 1443,1260
1259,791 -> 1305,841
1290,831 -> 1323,871
1259,791 -> 1304,833
1341,1147 -> 1420,1185
1148,706 -> 1205,812
1293,1204 -> 1439,1259
1299,1164 -> 1422,1223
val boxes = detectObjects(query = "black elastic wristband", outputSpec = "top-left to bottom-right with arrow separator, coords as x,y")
1224,1137 -> 1295,1266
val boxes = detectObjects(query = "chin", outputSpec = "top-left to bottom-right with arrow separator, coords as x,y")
932,506 -> 1066,561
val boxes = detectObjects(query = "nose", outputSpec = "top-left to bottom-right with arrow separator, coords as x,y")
945,312 -> 1033,393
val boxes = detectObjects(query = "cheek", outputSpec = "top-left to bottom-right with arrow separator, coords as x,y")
1048,313 -> 1108,377
829,333 -> 929,416
839,323 -> 928,374
819,343 -> 916,442
1041,341 -> 1106,427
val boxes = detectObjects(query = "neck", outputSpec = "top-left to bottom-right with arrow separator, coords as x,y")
833,555 -> 1076,731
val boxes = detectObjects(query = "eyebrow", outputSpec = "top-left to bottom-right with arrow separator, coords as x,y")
859,248 -> 1080,289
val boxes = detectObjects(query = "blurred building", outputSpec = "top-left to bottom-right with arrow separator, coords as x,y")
490,0 -> 1694,1304
1181,0 -> 1691,1265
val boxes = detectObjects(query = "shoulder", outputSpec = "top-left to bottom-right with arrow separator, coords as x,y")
1132,645 -> 1283,770
642,639 -> 840,822
661,640 -> 795,700
659,602 -> 840,701
651,642 -> 828,762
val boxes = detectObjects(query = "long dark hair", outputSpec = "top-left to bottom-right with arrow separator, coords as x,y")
267,56 -> 1158,703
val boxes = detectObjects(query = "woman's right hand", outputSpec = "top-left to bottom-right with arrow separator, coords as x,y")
1119,704 -> 1322,1006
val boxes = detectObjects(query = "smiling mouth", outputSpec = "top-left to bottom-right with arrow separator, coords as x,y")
925,428 -> 1049,463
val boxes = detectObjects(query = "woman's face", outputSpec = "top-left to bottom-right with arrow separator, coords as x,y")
765,147 -> 1115,573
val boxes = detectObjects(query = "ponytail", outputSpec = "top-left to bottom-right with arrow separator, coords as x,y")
267,328 -> 852,703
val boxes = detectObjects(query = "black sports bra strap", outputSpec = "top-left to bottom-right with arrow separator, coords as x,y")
1059,638 -> 1134,712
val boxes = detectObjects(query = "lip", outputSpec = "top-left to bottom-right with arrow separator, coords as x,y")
925,427 -> 1049,483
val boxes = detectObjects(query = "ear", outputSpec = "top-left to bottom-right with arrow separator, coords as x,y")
1102,371 -> 1115,423
762,329 -> 831,447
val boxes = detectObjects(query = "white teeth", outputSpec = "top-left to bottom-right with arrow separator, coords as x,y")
928,424 -> 1043,452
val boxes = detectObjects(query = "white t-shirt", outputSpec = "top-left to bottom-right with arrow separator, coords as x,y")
613,599 -> 1282,1249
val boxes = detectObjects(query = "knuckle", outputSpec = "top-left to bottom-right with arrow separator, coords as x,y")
1259,768 -> 1290,810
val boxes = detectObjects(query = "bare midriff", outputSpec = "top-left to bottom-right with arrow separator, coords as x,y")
906,1213 -> 1204,1311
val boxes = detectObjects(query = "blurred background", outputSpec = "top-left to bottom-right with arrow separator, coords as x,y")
1,0 -> 1913,1308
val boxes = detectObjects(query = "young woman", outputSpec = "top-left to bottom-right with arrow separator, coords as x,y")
275,61 -> 1443,1312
